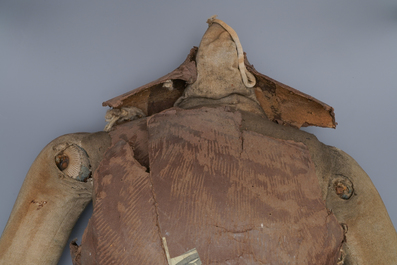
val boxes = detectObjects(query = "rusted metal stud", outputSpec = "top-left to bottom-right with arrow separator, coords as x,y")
54,145 -> 91,182
55,154 -> 69,171
333,176 -> 354,200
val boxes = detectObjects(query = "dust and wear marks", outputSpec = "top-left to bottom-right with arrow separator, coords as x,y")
206,16 -> 255,88
147,107 -> 344,264
104,106 -> 146,132
174,18 -> 260,110
163,237 -> 202,265
30,200 -> 47,210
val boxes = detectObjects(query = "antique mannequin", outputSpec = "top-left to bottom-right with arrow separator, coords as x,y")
0,16 -> 396,264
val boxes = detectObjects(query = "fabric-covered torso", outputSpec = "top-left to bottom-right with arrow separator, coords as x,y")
75,107 -> 343,265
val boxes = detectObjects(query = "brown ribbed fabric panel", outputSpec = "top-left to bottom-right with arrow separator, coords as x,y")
80,139 -> 167,264
147,107 -> 343,264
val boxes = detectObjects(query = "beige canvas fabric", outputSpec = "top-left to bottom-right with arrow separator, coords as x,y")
174,19 -> 260,112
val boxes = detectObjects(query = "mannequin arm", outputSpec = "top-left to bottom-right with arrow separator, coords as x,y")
0,132 -> 110,265
326,147 -> 397,264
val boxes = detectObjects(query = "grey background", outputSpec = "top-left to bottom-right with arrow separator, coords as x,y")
1,1 -> 396,264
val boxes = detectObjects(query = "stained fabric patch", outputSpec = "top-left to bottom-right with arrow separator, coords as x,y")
148,107 -> 344,264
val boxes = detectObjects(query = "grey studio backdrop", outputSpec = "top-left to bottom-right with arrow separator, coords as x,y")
1,1 -> 396,264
